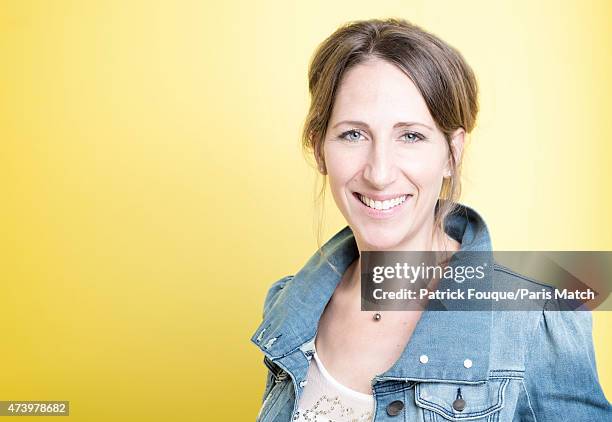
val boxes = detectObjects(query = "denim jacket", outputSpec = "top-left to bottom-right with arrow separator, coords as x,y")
250,203 -> 612,421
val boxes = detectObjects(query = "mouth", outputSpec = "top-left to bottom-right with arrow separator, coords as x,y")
352,192 -> 412,211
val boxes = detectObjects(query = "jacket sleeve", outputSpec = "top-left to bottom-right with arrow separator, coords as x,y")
521,299 -> 612,421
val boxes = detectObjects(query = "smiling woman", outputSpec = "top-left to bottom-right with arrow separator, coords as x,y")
250,17 -> 612,422
321,57 -> 464,251
304,20 -> 478,255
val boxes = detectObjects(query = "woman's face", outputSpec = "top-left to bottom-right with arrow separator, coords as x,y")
322,58 -> 464,251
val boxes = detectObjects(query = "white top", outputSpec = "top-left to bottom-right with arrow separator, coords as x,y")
294,337 -> 374,422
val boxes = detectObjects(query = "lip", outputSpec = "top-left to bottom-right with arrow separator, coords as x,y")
352,192 -> 412,219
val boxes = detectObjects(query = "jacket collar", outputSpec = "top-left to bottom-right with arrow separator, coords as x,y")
251,202 -> 494,383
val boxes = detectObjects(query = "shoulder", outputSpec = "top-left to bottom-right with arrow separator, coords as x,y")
492,262 -> 556,293
491,262 -> 594,348
488,263 -> 597,368
491,262 -> 592,333
489,262 -> 556,327
525,293 -> 595,370
262,275 -> 295,318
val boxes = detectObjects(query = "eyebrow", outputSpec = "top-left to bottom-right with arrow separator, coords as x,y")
332,120 -> 434,131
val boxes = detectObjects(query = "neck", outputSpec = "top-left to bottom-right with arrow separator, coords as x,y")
341,224 -> 460,297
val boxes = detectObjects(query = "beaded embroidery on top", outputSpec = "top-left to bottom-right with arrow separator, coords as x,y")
293,339 -> 374,422
293,394 -> 373,421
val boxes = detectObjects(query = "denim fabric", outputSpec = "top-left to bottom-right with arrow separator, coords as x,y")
250,203 -> 612,421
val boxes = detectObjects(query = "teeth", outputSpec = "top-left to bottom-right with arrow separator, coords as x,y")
358,194 -> 407,210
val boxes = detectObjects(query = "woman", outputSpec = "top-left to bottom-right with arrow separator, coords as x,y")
250,18 -> 612,421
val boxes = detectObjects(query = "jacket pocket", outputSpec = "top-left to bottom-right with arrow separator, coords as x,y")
415,378 -> 509,421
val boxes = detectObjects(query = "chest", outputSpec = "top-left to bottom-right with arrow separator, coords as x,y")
314,294 -> 423,395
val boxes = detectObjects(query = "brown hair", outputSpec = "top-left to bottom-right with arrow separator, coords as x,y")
301,18 -> 479,267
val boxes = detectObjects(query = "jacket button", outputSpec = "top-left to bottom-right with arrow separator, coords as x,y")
463,359 -> 473,368
386,400 -> 404,416
453,398 -> 466,411
419,354 -> 429,364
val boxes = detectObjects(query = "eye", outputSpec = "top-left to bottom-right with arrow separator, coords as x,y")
400,131 -> 426,143
338,129 -> 366,143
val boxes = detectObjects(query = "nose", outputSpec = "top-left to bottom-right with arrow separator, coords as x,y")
363,140 -> 396,189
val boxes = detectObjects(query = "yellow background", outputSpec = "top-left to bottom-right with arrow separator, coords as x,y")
1,1 -> 610,420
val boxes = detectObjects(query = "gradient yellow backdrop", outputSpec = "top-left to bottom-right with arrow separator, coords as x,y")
1,1 -> 611,420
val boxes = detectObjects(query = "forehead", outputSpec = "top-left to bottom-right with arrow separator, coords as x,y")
330,58 -> 434,127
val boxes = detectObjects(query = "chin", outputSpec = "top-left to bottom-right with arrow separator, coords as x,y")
354,224 -> 406,251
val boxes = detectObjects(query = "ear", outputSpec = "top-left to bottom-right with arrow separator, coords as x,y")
316,157 -> 327,175
312,134 -> 327,175
444,128 -> 465,177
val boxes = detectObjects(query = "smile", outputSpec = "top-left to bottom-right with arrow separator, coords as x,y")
355,193 -> 409,210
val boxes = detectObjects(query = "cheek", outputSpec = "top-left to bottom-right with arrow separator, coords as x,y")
324,144 -> 363,184
400,151 -> 446,190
